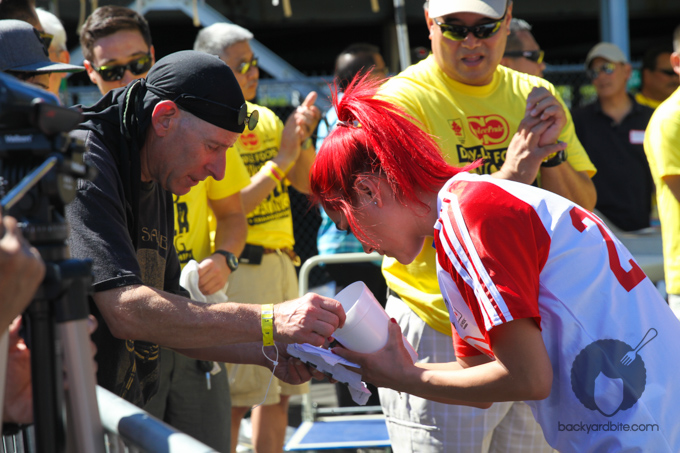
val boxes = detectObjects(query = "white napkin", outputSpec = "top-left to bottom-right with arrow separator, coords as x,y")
179,259 -> 229,303
287,343 -> 372,405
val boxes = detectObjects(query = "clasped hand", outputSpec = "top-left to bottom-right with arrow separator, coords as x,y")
497,87 -> 568,184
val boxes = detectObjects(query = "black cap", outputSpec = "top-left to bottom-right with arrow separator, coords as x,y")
144,50 -> 246,133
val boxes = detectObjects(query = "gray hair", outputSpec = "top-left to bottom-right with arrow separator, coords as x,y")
506,18 -> 533,53
36,8 -> 67,51
194,23 -> 254,56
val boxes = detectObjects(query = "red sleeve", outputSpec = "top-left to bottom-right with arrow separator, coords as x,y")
442,180 -> 551,330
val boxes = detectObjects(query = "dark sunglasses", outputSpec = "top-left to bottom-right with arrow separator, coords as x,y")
235,56 -> 259,75
503,49 -> 545,64
587,62 -> 617,80
434,14 -> 505,42
657,68 -> 676,76
173,94 -> 259,131
39,31 -> 54,51
93,54 -> 153,82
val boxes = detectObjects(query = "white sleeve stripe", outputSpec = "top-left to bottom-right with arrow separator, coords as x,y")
437,225 -> 497,331
442,196 -> 514,328
439,205 -> 498,330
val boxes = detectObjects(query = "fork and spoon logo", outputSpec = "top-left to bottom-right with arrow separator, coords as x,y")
570,328 -> 658,417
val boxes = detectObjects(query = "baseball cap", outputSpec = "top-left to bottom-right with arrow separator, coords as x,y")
428,0 -> 507,19
585,42 -> 628,68
0,20 -> 84,73
144,50 -> 247,133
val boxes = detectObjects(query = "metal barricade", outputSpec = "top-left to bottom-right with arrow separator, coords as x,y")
2,386 -> 216,453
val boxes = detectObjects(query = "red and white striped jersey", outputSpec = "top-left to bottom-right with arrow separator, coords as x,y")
434,173 -> 680,452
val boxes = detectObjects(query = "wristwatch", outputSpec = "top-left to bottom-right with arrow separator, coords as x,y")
541,149 -> 566,168
214,249 -> 239,272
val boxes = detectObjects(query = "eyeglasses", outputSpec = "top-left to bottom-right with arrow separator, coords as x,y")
587,62 -> 617,80
434,14 -> 505,42
503,49 -> 545,64
235,56 -> 259,75
39,31 -> 54,51
93,54 -> 153,82
173,94 -> 259,131
656,68 -> 676,76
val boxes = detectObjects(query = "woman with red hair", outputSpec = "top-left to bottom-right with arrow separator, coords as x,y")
310,74 -> 680,452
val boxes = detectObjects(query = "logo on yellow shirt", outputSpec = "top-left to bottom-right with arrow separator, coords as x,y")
468,115 -> 509,146
449,118 -> 466,143
239,132 -> 259,150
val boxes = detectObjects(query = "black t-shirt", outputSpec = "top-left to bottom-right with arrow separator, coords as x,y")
572,97 -> 654,232
66,128 -> 182,406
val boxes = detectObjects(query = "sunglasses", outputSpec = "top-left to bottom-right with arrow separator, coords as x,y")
39,31 -> 54,51
503,49 -> 545,64
235,56 -> 259,75
434,14 -> 505,42
587,62 -> 617,80
93,54 -> 153,82
657,68 -> 676,76
173,94 -> 259,131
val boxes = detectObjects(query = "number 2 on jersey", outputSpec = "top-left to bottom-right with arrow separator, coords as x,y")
570,207 -> 645,292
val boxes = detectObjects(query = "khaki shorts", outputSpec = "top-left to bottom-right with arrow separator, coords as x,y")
226,252 -> 310,407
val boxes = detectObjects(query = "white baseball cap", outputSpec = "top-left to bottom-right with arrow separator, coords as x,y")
428,0 -> 508,19
585,42 -> 628,69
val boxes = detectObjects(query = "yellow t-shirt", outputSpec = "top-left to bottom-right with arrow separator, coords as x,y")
174,146 -> 250,269
235,102 -> 294,249
378,55 -> 597,335
635,92 -> 663,110
644,87 -> 680,293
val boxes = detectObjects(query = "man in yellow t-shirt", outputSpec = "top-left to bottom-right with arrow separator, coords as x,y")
376,1 -> 596,452
195,23 -> 321,453
644,25 -> 680,320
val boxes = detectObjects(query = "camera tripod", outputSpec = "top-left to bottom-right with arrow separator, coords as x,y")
2,154 -> 105,453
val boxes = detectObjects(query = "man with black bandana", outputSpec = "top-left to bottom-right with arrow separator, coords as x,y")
65,51 -> 345,409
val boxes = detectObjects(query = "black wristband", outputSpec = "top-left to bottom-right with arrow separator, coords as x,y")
214,249 -> 239,272
541,149 -> 566,168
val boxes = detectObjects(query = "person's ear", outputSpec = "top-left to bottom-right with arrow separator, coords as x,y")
624,63 -> 632,80
83,60 -> 98,84
671,52 -> 680,74
149,45 -> 156,65
59,50 -> 70,64
355,177 -> 382,207
425,9 -> 435,41
150,100 -> 180,137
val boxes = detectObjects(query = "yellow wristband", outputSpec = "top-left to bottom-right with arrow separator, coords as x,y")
261,303 -> 274,346
260,161 -> 284,183
261,166 -> 280,183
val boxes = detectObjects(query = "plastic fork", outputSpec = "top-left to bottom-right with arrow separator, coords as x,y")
620,328 -> 658,366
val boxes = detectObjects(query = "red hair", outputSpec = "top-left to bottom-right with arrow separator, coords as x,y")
309,72 -> 477,243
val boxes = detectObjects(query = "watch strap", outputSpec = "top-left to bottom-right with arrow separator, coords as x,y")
214,249 -> 238,271
541,149 -> 566,168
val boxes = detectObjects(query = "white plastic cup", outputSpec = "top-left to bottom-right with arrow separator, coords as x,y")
333,281 -> 418,362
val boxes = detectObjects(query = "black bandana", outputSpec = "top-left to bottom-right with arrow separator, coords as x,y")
77,50 -> 245,248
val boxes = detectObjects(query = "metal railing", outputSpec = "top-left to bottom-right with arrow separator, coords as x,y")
1,386 -> 216,453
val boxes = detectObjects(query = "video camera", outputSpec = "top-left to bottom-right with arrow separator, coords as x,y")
0,72 -> 104,453
0,72 -> 96,257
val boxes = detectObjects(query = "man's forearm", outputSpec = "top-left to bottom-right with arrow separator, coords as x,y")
214,211 -> 247,257
176,341 -> 267,365
287,145 -> 315,194
540,166 -> 596,211
94,287 -> 345,351
93,285 -> 263,349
